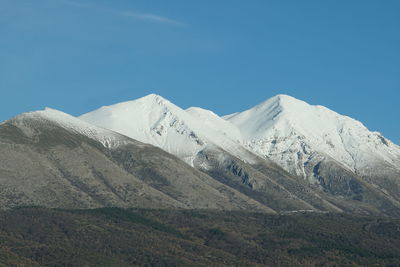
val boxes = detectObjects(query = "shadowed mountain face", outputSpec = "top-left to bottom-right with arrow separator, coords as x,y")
192,146 -> 400,217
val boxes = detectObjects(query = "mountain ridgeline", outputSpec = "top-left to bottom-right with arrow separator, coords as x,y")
1,94 -> 400,216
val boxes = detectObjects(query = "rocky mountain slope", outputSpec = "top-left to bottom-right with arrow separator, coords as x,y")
225,94 -> 400,204
1,94 -> 400,216
80,94 -> 255,165
79,94 -> 400,216
225,94 -> 400,179
0,108 -> 274,212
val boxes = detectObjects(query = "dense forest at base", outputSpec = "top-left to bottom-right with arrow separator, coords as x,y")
0,207 -> 400,266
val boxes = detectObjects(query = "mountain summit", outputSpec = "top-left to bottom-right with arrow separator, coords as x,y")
2,93 -> 400,216
81,93 -> 400,182
225,94 -> 400,181
80,93 -> 254,165
79,93 -> 400,213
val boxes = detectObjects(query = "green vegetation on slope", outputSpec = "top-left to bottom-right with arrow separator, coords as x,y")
0,208 -> 400,266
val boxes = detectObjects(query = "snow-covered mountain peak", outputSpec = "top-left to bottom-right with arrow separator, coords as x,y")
226,94 -> 366,140
11,107 -> 125,148
80,95 -> 259,165
224,94 -> 319,140
80,94 -> 192,141
93,93 -> 172,114
186,107 -> 242,142
15,107 -> 85,125
80,95 -> 214,163
136,93 -> 170,105
143,93 -> 163,99
225,94 -> 400,177
252,94 -> 308,113
76,93 -> 399,179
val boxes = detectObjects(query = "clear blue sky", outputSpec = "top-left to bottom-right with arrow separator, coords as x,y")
1,0 -> 399,143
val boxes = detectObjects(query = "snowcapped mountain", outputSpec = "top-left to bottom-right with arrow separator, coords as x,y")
79,93 -> 400,207
1,93 -> 400,215
79,94 -> 255,165
185,106 -> 242,143
79,93 -> 400,184
224,94 -> 400,181
8,107 -> 128,148
78,94 -> 353,213
1,106 -> 278,212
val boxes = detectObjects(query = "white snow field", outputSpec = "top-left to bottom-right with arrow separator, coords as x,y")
225,94 -> 400,177
75,93 -> 400,178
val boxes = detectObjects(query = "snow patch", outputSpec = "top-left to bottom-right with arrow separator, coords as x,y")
225,94 -> 400,177
13,108 -> 127,148
80,94 -> 257,165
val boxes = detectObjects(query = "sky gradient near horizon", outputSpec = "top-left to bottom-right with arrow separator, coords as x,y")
1,0 -> 399,143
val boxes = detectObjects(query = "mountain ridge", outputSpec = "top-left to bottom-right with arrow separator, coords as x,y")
1,93 -> 400,216
225,94 -> 400,176
0,109 -> 277,212
79,93 -> 259,166
78,93 -> 400,215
